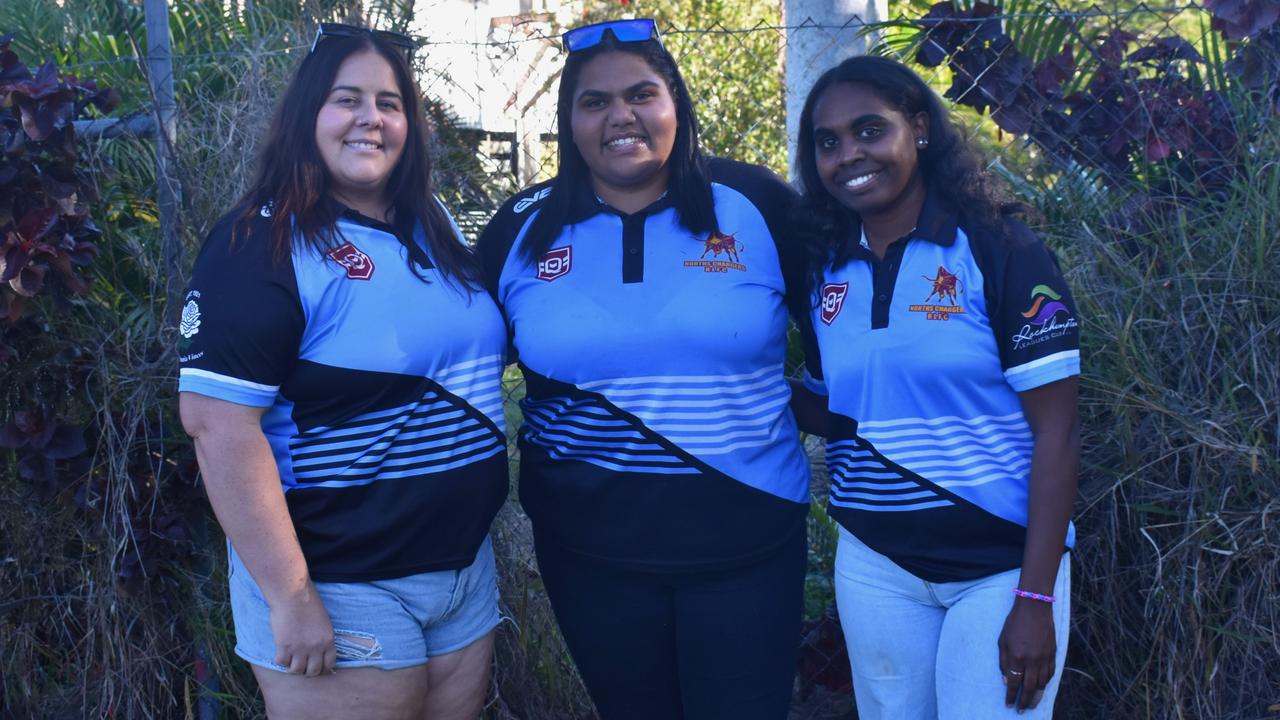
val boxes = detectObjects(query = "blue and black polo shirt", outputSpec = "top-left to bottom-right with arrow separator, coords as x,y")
479,159 -> 811,568
802,191 -> 1080,582
178,204 -> 508,582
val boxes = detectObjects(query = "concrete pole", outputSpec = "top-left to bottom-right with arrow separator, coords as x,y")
784,0 -> 888,180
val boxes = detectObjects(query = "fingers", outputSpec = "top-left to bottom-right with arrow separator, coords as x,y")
1009,657 -> 1056,711
275,644 -> 336,677
1016,665 -> 1041,711
1003,667 -> 1022,708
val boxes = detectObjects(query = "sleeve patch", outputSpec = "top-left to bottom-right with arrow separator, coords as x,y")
1009,284 -> 1079,351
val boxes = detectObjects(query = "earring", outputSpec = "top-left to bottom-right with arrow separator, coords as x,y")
916,138 -> 929,148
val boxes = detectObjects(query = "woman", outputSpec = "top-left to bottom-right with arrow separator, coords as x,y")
178,25 -> 507,720
478,19 -> 810,720
792,56 -> 1080,719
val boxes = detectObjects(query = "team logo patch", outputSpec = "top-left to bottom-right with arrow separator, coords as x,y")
820,282 -> 849,325
908,265 -> 966,321
683,231 -> 746,273
178,290 -> 204,360
327,242 -> 375,280
537,246 -> 572,282
1012,284 -> 1078,349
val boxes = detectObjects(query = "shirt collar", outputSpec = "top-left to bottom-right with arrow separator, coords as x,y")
565,178 -> 673,224
847,186 -> 960,258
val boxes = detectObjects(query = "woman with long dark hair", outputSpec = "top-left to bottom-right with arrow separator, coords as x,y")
479,19 -> 810,719
178,25 -> 507,719
792,55 -> 1080,719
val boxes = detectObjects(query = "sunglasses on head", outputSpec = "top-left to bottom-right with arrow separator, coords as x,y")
562,19 -> 661,53
310,22 -> 417,56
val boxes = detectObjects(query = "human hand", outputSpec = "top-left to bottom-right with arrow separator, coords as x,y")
268,583 -> 337,677
998,598 -> 1056,712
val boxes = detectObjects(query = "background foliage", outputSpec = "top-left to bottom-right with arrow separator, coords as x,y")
0,0 -> 1276,718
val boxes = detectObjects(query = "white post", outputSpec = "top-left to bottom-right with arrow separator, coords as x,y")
784,0 -> 888,180
144,0 -> 183,307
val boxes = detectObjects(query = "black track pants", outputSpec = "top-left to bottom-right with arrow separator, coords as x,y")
533,529 -> 806,720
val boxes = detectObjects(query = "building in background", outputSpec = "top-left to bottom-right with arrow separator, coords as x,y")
412,0 -> 580,186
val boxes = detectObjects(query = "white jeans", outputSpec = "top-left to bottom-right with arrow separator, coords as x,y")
834,527 -> 1070,720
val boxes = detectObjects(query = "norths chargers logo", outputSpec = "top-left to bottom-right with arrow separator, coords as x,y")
537,246 -> 572,282
1012,284 -> 1077,349
683,231 -> 746,273
820,282 -> 849,325
908,265 -> 965,320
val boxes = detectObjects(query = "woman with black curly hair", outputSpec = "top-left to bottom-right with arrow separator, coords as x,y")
791,55 -> 1081,719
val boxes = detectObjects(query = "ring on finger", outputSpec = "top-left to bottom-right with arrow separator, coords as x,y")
1006,669 -> 1024,677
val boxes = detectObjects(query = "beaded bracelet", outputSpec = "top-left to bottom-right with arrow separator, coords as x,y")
1012,588 -> 1056,603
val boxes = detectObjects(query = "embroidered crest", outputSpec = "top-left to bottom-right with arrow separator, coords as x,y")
537,246 -> 572,282
178,290 -> 202,355
328,242 -> 376,280
820,282 -> 849,325
908,265 -> 966,320
180,300 -> 202,339
683,231 -> 746,273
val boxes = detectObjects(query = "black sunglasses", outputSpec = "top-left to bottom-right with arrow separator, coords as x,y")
310,23 -> 417,56
562,19 -> 661,53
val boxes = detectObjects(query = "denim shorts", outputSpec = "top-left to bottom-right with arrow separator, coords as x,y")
228,536 -> 500,672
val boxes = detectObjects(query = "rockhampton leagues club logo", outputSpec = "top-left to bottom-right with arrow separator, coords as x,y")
178,290 -> 203,360
537,246 -> 572,281
1012,284 -> 1078,349
908,265 -> 965,320
820,282 -> 849,325
683,231 -> 746,273
327,242 -> 375,280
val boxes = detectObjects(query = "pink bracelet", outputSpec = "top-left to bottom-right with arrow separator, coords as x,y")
1012,588 -> 1056,603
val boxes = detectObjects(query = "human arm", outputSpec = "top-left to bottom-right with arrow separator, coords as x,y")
998,376 -> 1079,710
180,392 -> 335,676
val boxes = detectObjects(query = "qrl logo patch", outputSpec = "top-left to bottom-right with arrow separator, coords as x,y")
537,246 -> 572,282
328,242 -> 375,280
820,282 -> 849,325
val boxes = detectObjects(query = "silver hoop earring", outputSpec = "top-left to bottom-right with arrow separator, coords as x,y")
916,138 -> 929,148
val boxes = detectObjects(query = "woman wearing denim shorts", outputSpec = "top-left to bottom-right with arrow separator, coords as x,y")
789,56 -> 1081,719
178,26 -> 507,720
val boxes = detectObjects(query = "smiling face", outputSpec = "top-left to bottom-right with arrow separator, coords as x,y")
314,50 -> 408,217
811,81 -> 929,223
570,50 -> 678,213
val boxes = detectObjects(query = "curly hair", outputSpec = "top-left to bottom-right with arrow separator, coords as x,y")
794,55 -> 1015,277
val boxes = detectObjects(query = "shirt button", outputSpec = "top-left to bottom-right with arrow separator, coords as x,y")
628,247 -> 639,255
877,294 -> 887,302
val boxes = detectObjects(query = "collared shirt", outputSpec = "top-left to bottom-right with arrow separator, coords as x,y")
802,192 -> 1080,582
178,204 -> 508,582
479,159 -> 811,568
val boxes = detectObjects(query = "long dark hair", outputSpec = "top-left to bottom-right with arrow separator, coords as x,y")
518,32 -> 717,261
235,31 -> 480,286
795,55 -> 1013,272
